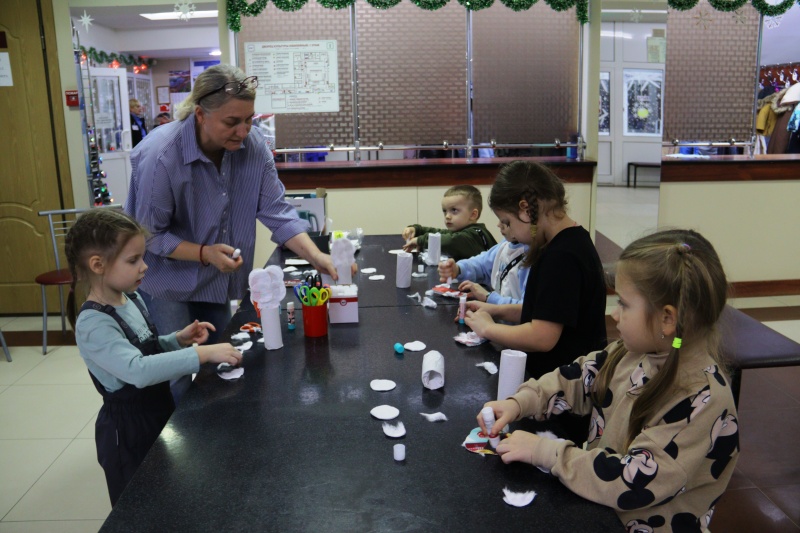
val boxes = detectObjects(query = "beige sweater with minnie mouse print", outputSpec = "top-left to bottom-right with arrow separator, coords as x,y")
511,341 -> 739,533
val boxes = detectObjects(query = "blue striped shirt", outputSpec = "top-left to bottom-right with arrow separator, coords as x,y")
126,114 -> 308,304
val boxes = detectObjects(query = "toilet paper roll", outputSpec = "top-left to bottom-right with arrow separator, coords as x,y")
261,305 -> 283,350
396,252 -> 412,288
497,349 -> 527,400
421,350 -> 445,390
425,233 -> 441,266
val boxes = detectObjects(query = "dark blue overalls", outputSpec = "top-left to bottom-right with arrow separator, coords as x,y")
81,293 -> 175,506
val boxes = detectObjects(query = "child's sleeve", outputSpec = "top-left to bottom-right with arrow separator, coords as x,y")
411,224 -> 444,250
456,245 -> 497,284
512,349 -> 610,420
439,228 -> 492,261
78,310 -> 200,390
158,332 -> 182,352
532,374 -> 739,513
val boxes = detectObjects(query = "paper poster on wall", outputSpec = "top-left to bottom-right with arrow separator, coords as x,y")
0,52 -> 13,87
169,70 -> 191,93
623,69 -> 663,136
599,71 -> 610,136
191,59 -> 220,87
244,40 -> 339,114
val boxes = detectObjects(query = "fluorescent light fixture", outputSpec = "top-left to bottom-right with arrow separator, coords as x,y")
209,50 -> 222,56
140,10 -> 218,20
601,31 -> 633,39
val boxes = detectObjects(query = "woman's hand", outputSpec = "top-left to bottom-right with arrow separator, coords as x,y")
204,244 -> 243,273
495,430 -> 541,465
459,280 -> 489,302
176,320 -> 216,346
310,252 -> 358,281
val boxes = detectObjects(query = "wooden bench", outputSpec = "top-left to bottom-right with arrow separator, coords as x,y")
626,161 -> 660,188
719,305 -> 800,407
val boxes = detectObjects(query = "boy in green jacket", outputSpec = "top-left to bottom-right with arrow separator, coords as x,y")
402,185 -> 497,261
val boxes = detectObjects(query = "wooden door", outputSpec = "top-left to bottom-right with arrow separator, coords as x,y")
0,0 -> 73,313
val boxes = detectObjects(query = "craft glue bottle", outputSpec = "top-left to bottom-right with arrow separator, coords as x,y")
287,301 -> 296,331
458,295 -> 467,324
481,406 -> 501,448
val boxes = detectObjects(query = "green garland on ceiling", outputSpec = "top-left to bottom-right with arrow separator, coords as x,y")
226,0 -> 800,29
706,0 -> 747,11
667,0 -> 799,14
79,46 -> 154,68
499,0 -> 538,10
457,0 -> 495,11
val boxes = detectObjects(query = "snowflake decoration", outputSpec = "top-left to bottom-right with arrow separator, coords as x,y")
630,9 -> 643,23
79,10 -> 93,32
693,9 -> 713,30
174,0 -> 196,22
764,15 -> 782,29
732,9 -> 748,25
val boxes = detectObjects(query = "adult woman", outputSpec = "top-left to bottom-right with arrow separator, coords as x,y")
126,65 -> 338,398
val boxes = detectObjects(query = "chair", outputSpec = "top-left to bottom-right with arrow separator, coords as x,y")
36,206 -> 121,354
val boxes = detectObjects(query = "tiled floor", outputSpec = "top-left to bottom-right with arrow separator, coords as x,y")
1,186 -> 798,532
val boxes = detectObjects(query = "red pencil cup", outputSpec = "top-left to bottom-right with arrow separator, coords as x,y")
302,304 -> 328,337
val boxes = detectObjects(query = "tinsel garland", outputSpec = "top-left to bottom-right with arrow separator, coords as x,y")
80,46 -> 154,67
458,0 -> 495,10
544,0 -> 576,12
318,0 -> 355,8
750,0 -> 797,17
666,0 -> 699,10
227,0 -> 270,31
499,0 -> 539,10
575,0 -> 588,23
365,0 -> 402,7
706,0 -> 747,11
409,0 -> 449,9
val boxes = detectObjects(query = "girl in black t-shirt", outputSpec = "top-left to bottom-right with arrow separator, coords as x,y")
465,161 -> 607,379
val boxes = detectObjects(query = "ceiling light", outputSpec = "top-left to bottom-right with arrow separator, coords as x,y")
209,50 -> 222,56
140,10 -> 218,21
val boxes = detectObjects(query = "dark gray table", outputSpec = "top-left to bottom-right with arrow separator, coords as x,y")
269,234 -> 456,308
99,302 -> 621,532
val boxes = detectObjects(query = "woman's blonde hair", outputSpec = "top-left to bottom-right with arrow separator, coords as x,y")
592,229 -> 729,448
175,64 -> 256,120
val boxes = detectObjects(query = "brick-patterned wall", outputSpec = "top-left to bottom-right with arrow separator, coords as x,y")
663,1 -> 760,142
472,3 -> 579,144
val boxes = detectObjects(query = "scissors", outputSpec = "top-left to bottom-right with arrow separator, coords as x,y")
305,274 -> 322,288
298,286 -> 330,306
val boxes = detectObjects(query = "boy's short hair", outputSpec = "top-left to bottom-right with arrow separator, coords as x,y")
444,185 -> 483,216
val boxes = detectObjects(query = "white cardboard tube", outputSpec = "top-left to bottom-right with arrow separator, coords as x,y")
421,350 -> 445,389
497,349 -> 527,401
425,233 -> 441,265
261,305 -> 283,350
396,252 -> 412,288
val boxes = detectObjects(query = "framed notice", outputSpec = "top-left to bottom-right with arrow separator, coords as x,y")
157,86 -> 170,104
623,69 -> 663,136
244,40 -> 340,114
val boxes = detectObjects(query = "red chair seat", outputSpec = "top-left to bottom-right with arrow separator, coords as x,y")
35,269 -> 73,285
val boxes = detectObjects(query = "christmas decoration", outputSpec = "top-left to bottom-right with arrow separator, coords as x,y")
79,10 -> 94,32
499,0 -> 540,11
458,0 -> 495,11
764,15 -> 783,29
174,0 -> 197,21
365,0 -> 403,8
630,9 -> 643,22
79,46 -> 154,68
731,8 -> 748,23
693,8 -> 713,29
318,0 -> 355,8
707,0 -> 747,12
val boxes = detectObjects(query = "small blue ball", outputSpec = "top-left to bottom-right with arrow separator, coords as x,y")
394,342 -> 404,354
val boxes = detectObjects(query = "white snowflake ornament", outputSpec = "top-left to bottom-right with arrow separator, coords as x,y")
174,0 -> 196,22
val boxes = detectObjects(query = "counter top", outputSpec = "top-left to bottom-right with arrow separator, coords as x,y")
661,154 -> 800,182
